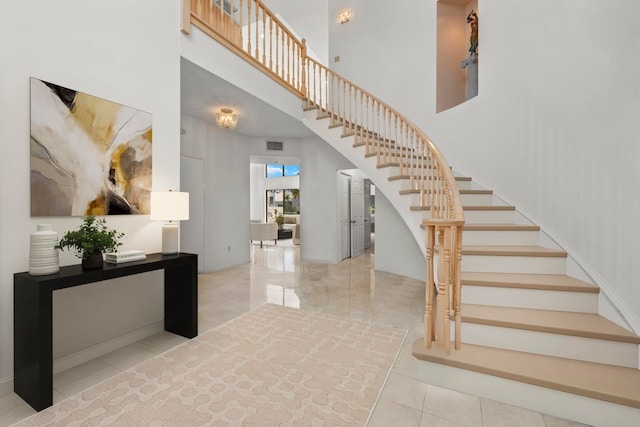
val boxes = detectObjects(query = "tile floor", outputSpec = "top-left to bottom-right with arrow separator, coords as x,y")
0,240 -> 589,426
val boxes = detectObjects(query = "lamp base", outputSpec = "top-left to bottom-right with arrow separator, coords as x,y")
161,223 -> 180,254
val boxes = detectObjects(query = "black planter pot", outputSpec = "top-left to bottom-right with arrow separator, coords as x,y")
81,251 -> 104,269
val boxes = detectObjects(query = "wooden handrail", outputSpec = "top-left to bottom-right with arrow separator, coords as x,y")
304,58 -> 463,222
182,0 -> 464,354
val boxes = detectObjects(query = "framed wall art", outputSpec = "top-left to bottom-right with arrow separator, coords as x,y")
30,77 -> 152,216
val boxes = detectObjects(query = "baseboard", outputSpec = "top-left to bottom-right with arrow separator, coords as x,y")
0,376 -> 12,397
205,258 -> 250,273
1,322 -> 163,398
52,321 -> 164,374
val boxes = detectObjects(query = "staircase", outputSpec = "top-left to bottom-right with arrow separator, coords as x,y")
180,0 -> 640,422
302,102 -> 640,407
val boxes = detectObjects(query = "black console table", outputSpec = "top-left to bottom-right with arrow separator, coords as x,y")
14,253 -> 198,411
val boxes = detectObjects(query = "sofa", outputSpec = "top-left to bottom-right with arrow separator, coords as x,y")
282,215 -> 300,245
250,222 -> 278,248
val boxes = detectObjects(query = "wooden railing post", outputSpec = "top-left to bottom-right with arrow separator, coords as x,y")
454,224 -> 463,349
425,224 -> 435,348
300,38 -> 307,96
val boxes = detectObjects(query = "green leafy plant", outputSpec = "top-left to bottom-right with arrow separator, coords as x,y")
56,216 -> 124,258
274,214 -> 285,227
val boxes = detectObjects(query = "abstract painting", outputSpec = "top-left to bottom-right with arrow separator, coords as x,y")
30,77 -> 152,216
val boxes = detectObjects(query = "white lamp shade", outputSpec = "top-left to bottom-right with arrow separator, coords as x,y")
150,191 -> 189,221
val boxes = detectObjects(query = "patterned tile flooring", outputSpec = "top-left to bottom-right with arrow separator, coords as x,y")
0,241 -> 587,426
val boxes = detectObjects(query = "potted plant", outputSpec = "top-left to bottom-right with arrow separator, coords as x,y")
56,216 -> 124,269
274,214 -> 285,229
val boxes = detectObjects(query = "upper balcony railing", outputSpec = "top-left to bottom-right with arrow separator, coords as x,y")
183,0 -> 307,98
181,0 -> 464,353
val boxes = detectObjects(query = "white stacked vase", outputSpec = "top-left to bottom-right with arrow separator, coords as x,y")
29,224 -> 60,276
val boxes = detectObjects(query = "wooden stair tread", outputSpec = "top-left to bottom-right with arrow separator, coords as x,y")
460,245 -> 567,257
401,187 -> 479,195
380,163 -> 436,169
463,205 -> 516,211
412,340 -> 640,409
461,272 -> 599,293
461,189 -> 493,194
411,204 -> 514,211
460,304 -> 640,343
420,222 -> 537,231
462,223 -> 539,231
389,175 -> 472,182
353,141 -> 406,150
367,152 -> 427,160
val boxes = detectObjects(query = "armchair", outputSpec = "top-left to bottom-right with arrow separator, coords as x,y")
250,222 -> 278,248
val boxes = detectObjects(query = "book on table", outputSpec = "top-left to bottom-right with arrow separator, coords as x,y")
105,250 -> 146,264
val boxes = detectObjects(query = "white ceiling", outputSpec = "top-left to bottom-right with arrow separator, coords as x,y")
180,58 -> 314,139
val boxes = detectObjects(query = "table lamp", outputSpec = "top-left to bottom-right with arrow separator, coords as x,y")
150,191 -> 189,254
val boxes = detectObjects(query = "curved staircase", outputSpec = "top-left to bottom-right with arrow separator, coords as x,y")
303,103 -> 640,415
180,0 -> 640,421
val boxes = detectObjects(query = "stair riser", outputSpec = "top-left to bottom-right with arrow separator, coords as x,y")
462,210 -> 515,223
463,230 -> 539,246
459,323 -> 639,368
461,285 -> 598,313
461,254 -> 566,274
460,193 -> 494,205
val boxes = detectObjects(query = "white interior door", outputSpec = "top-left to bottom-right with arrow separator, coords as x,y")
339,173 -> 351,260
364,180 -> 371,249
180,156 -> 205,272
350,176 -> 365,258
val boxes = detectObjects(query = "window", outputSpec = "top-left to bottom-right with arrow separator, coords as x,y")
284,164 -> 300,176
266,164 -> 300,177
266,189 -> 300,222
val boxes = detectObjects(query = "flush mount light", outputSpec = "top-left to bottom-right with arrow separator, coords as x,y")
216,108 -> 238,129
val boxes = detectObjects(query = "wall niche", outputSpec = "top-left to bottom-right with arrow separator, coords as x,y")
436,0 -> 478,113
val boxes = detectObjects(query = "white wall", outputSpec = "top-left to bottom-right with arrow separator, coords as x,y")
298,137 -> 355,263
181,114 -> 252,272
250,164 -> 267,222
0,0 -> 182,387
375,192 -> 427,281
328,0 -> 434,123
328,0 -> 640,331
263,0 -> 329,65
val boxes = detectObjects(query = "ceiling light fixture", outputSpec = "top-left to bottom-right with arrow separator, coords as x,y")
216,108 -> 238,129
338,9 -> 351,24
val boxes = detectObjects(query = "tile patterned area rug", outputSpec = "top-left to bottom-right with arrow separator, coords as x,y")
17,304 -> 406,426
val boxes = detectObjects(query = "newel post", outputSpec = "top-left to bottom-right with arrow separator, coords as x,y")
181,0 -> 191,34
300,38 -> 308,97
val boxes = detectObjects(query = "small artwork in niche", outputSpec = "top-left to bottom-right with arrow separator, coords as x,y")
30,77 -> 152,216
